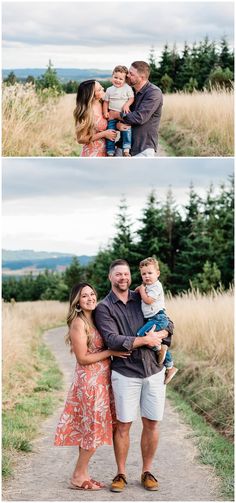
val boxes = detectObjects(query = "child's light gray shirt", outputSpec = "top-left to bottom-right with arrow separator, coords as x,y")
104,83 -> 134,112
141,280 -> 165,318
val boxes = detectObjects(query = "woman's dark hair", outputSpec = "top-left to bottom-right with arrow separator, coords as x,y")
73,80 -> 96,142
65,282 -> 97,350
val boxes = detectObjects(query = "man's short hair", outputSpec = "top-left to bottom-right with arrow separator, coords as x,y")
109,259 -> 130,273
131,61 -> 150,79
139,257 -> 160,271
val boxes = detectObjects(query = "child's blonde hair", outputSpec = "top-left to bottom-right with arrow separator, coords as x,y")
139,256 -> 160,272
113,65 -> 128,75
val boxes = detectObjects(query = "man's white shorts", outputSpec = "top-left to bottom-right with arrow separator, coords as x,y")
134,148 -> 155,157
111,369 -> 166,422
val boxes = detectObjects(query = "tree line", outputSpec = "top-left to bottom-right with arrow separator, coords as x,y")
2,178 -> 234,303
149,36 -> 234,92
3,36 -> 234,94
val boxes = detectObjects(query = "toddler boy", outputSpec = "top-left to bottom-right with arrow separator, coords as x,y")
136,257 -> 178,384
103,65 -> 134,157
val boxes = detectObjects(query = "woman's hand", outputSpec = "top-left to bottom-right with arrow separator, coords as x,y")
110,350 -> 131,358
104,129 -> 117,141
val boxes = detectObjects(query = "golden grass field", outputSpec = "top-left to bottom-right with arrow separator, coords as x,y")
2,84 -> 234,156
2,300 -> 68,408
3,290 -> 233,413
160,89 -> 234,156
166,289 -> 234,366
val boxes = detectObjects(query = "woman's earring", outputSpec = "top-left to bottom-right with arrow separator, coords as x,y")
75,304 -> 82,313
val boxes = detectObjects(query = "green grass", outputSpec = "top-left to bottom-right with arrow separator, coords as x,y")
167,388 -> 234,500
158,135 -> 176,156
159,121 -> 233,156
2,342 -> 63,478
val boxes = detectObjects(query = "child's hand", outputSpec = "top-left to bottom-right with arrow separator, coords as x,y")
135,285 -> 141,292
122,104 -> 130,114
103,111 -> 109,119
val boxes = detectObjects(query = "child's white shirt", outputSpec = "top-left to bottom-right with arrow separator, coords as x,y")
141,280 -> 165,318
104,83 -> 134,112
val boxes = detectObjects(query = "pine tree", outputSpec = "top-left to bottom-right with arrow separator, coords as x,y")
64,257 -> 85,291
219,37 -> 234,72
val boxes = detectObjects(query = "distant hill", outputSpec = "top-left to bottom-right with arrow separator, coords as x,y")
2,249 -> 93,276
2,68 -> 112,83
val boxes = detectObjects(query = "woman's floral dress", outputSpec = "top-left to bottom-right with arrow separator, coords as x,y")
54,330 -> 116,450
81,111 -> 107,157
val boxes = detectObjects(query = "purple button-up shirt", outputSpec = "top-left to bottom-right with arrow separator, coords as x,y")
94,289 -> 173,378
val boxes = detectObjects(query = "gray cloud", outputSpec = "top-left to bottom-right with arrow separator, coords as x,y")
2,2 -> 234,51
3,157 -> 234,202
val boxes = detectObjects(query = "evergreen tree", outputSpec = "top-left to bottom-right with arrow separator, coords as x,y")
4,71 -> 17,86
136,191 -> 169,261
219,37 -> 234,72
191,260 -> 221,292
64,256 -> 85,291
36,60 -> 64,94
148,46 -> 160,86
158,44 -> 173,84
87,248 -> 113,299
173,185 -> 207,291
162,188 -> 182,279
208,66 -> 233,90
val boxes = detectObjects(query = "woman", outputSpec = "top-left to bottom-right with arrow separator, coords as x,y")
74,80 -> 117,157
54,282 -> 129,490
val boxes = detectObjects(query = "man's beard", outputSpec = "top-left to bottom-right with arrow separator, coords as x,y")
114,280 -> 130,292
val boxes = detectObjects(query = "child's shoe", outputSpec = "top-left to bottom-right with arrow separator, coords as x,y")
157,344 -> 168,365
164,367 -> 178,384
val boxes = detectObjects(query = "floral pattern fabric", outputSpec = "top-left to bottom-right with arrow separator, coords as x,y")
81,112 -> 107,157
54,330 -> 116,449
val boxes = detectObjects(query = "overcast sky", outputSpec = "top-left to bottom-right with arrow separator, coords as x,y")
2,1 -> 234,69
2,158 -> 233,255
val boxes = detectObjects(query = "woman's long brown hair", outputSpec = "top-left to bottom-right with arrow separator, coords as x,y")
73,80 -> 96,143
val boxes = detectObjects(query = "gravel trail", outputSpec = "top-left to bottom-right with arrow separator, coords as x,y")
3,326 -> 221,501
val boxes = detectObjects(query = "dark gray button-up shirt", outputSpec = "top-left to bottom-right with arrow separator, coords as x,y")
121,81 -> 163,156
94,290 -> 173,379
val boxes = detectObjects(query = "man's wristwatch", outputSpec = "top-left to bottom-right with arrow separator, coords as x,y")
120,111 -> 127,119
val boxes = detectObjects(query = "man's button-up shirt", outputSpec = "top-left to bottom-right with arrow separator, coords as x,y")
121,81 -> 163,156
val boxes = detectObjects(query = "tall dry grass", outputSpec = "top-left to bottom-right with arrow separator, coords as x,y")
166,289 -> 234,366
166,289 -> 234,437
160,89 -> 234,156
2,300 -> 68,408
3,84 -> 234,156
2,84 -> 78,156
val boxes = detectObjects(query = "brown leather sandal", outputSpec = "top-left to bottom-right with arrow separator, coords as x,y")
69,480 -> 102,491
90,479 -> 106,488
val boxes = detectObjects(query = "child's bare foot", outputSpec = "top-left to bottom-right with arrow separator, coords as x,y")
157,344 -> 168,365
164,367 -> 178,384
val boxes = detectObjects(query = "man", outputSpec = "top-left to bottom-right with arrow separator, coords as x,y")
94,259 -> 173,492
110,61 -> 163,157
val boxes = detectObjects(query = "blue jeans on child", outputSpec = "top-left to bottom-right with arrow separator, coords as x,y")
106,118 -> 132,155
137,310 -> 173,368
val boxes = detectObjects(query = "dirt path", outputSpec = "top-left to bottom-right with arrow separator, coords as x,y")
3,326 -> 221,501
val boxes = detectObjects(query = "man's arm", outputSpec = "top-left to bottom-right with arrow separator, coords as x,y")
122,88 -> 162,126
94,302 -> 173,351
94,302 -> 135,350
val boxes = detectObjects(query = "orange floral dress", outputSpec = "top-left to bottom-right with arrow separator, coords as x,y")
54,330 -> 116,450
81,111 -> 107,157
